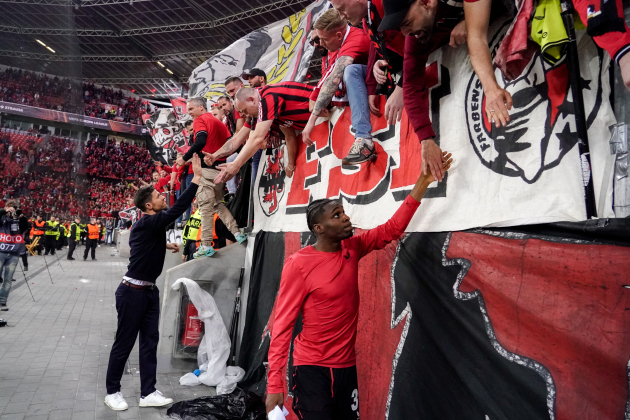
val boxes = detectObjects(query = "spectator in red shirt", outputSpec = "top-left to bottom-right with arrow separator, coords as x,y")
265,151 -> 453,417
330,0 -> 406,127
377,0 -> 466,183
176,97 -> 246,258
301,9 -> 375,166
223,77 -> 248,134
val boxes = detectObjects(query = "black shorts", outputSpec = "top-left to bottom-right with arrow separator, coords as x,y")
292,365 -> 359,420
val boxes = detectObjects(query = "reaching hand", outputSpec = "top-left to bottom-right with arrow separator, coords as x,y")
265,393 -> 284,414
373,59 -> 388,85
175,156 -> 186,167
302,120 -> 315,146
191,153 -> 203,179
166,243 -> 180,253
368,95 -> 382,117
384,86 -> 403,126
484,87 -> 513,128
421,139 -> 445,182
202,151 -> 216,167
419,151 -> 453,185
215,162 -> 238,184
449,20 -> 467,48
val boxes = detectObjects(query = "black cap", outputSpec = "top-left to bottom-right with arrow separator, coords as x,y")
241,68 -> 267,81
378,0 -> 415,31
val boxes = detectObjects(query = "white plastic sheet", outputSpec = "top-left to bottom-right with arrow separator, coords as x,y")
172,278 -> 245,394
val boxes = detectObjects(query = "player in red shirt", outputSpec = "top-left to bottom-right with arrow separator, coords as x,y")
214,82 -> 314,184
302,9 -> 376,166
266,151 -> 453,418
174,98 -> 246,258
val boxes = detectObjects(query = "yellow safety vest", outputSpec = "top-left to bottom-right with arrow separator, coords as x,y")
183,210 -> 202,241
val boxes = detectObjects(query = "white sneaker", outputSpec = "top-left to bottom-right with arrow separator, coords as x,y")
104,392 -> 129,411
139,390 -> 173,407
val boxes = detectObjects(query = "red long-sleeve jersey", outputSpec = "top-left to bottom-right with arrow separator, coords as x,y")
267,195 -> 421,394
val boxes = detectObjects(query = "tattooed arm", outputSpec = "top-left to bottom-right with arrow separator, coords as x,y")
302,56 -> 354,145
203,126 -> 251,166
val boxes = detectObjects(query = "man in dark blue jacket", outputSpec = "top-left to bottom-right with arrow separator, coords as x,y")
104,154 -> 203,412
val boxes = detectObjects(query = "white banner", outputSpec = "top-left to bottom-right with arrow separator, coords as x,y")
188,0 -> 328,102
253,21 -> 616,233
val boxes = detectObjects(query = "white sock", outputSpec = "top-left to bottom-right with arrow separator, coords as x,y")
361,137 -> 374,147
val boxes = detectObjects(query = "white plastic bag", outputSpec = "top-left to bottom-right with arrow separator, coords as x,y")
268,406 -> 290,420
172,278 -> 245,394
179,372 -> 201,386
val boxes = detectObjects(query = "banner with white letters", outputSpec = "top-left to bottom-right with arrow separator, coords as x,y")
253,21 -> 616,233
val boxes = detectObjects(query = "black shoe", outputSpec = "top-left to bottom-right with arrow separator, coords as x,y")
67,257 -> 75,261
83,258 -> 87,261
342,139 -> 376,165
92,259 -> 97,261
11,278 -> 16,281
0,304 -> 8,311
23,267 -> 28,272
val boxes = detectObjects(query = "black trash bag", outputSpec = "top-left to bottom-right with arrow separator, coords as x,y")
166,388 -> 266,420
227,160 -> 252,228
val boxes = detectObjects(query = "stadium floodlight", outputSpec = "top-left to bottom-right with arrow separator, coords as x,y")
156,61 -> 164,67
46,46 -> 55,53
166,69 -> 173,74
36,39 -> 47,46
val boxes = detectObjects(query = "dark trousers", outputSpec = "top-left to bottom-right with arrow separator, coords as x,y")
106,282 -> 160,397
292,365 -> 359,420
68,239 -> 77,259
55,237 -> 62,250
21,253 -> 27,269
83,239 -> 97,260
34,235 -> 43,255
44,236 -> 56,255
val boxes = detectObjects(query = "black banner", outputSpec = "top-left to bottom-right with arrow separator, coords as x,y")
239,221 -> 630,420
0,101 -> 146,135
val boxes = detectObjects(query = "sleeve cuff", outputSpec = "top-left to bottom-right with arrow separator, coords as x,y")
415,126 -> 436,142
267,384 -> 284,394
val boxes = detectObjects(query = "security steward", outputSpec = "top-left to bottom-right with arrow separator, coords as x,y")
56,221 -> 66,251
84,217 -> 99,261
80,221 -> 87,245
31,215 -> 45,255
67,217 -> 82,260
183,206 -> 236,262
44,216 -> 59,256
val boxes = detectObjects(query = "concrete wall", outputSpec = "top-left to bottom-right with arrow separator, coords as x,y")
156,241 -> 247,374
116,229 -> 130,258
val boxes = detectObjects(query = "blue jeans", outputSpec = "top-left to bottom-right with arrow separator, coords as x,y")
0,252 -> 19,305
343,64 -> 372,139
105,231 -> 113,244
252,149 -> 263,186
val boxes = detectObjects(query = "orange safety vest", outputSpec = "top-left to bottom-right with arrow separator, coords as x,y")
195,214 -> 219,247
87,224 -> 100,240
31,220 -> 45,236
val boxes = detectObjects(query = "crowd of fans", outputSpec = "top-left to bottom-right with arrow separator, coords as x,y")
83,138 -> 154,180
0,68 -> 153,125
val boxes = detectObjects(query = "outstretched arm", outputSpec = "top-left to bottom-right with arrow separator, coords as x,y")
215,120 -> 273,184
302,56 -> 354,145
465,0 -> 512,127
203,126 -> 251,166
350,151 -> 453,257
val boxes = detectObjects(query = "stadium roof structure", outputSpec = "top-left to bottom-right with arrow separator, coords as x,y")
0,0 -> 318,97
